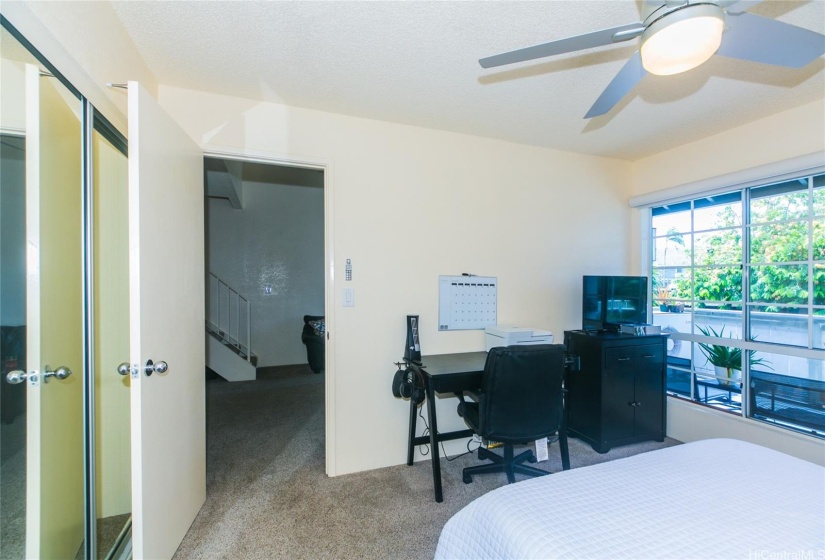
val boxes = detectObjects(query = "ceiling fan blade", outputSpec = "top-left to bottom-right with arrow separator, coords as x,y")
717,0 -> 763,14
479,23 -> 644,69
584,51 -> 646,119
716,11 -> 825,68
643,0 -> 687,8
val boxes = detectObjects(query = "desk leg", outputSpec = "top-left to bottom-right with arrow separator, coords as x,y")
560,388 -> 571,471
407,395 -> 417,466
426,382 -> 443,503
559,430 -> 571,471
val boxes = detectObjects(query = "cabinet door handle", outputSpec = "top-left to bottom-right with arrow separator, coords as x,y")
617,357 -> 631,362
643,354 -> 655,359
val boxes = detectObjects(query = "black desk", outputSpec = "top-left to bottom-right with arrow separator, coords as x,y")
405,351 -> 487,503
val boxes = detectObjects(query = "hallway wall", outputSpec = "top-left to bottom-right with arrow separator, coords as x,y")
208,181 -> 324,367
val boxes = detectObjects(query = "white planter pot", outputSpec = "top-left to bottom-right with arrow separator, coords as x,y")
714,365 -> 741,387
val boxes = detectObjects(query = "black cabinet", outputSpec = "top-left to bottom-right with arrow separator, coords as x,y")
564,330 -> 667,453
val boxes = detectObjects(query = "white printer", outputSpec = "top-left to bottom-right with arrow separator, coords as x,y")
484,326 -> 554,351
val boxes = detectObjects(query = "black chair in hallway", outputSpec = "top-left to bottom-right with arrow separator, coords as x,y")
458,344 -> 570,484
301,315 -> 325,373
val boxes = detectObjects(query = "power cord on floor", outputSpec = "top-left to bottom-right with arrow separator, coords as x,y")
416,408 -> 480,461
417,408 -> 560,461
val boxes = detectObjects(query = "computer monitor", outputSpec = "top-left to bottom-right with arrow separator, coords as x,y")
582,275 -> 648,331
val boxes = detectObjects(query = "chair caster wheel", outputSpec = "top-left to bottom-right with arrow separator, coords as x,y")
528,455 -> 537,463
463,473 -> 472,484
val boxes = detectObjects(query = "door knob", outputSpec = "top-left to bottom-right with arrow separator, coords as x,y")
117,360 -> 169,377
43,365 -> 72,383
6,370 -> 31,384
143,359 -> 168,376
8,366 -> 71,385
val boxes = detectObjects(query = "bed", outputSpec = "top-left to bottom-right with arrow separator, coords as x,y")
434,439 -> 824,560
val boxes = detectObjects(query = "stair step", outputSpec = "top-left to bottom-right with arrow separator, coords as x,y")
206,326 -> 257,366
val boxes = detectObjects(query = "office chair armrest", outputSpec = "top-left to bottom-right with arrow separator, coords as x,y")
455,389 -> 481,401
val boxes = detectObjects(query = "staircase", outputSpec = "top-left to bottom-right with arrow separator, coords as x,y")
206,273 -> 257,381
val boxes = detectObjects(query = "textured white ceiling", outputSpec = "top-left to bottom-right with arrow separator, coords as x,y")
111,0 -> 825,161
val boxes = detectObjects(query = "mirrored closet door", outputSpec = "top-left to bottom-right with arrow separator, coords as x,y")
0,25 -> 43,560
91,117 -> 131,560
25,57 -> 86,560
0,19 -> 131,560
1,27 -> 85,559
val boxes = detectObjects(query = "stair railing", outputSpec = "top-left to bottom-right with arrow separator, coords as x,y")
207,272 -> 252,362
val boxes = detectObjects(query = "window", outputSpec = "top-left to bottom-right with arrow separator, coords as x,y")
650,173 -> 825,437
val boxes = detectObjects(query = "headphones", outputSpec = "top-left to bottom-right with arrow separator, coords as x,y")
392,367 -> 425,406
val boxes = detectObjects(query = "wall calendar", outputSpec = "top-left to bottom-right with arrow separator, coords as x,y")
438,275 -> 497,331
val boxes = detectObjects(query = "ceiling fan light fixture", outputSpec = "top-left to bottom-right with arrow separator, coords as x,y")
641,3 -> 725,76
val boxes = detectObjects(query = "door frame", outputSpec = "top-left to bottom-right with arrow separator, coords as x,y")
202,145 -> 336,476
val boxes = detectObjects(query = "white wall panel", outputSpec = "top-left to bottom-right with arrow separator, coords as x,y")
631,100 -> 825,199
0,59 -> 26,133
667,398 -> 824,466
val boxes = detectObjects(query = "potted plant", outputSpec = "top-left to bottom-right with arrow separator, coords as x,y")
696,325 -> 771,386
656,288 -> 671,312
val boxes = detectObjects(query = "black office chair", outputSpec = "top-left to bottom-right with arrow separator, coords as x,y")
458,344 -> 570,484
301,315 -> 325,374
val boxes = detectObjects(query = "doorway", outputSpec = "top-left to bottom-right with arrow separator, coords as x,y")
204,157 -> 325,374
202,154 -> 327,451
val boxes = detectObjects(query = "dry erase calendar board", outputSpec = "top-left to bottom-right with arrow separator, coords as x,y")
438,276 -> 497,331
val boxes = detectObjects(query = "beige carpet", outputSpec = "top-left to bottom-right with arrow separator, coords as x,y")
173,365 -> 679,560
0,414 -> 26,560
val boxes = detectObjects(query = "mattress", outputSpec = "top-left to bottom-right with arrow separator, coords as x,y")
434,439 -> 824,560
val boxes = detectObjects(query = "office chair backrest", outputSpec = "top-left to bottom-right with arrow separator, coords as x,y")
480,344 -> 566,443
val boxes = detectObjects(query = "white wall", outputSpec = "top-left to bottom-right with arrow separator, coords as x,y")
208,181 -> 324,367
668,398 -> 824,466
631,100 -> 825,199
159,85 -> 633,474
632,99 -> 825,461
1,58 -> 26,133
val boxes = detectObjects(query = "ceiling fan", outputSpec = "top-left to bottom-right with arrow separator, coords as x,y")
479,0 -> 825,119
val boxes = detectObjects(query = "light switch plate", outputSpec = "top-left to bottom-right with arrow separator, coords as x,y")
343,287 -> 355,307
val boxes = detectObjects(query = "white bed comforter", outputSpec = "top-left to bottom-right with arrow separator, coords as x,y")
434,439 -> 825,560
